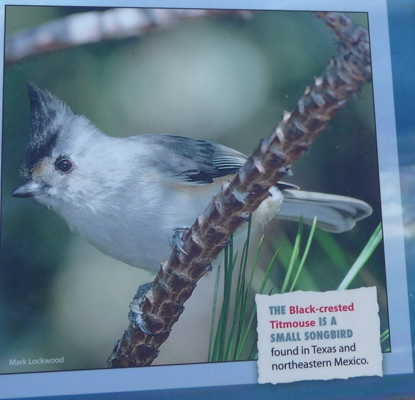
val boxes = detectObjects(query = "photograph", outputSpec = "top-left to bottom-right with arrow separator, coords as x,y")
0,7 -> 387,375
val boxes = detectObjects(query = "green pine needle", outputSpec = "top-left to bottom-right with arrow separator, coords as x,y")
337,223 -> 382,290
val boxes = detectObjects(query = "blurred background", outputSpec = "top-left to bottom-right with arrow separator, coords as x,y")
0,8 -> 387,372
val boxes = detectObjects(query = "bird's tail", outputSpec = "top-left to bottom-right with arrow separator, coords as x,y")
277,189 -> 373,233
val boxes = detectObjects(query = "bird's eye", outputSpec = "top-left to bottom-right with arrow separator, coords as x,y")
55,157 -> 73,174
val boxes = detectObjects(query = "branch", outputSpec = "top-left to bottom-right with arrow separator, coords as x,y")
107,12 -> 371,368
5,8 -> 252,65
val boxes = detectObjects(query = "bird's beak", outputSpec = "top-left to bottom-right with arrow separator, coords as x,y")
11,180 -> 48,198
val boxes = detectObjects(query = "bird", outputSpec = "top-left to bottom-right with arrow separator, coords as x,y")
11,83 -> 372,272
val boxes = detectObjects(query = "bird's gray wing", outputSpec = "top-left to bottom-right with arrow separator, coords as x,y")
130,134 -> 299,189
133,134 -> 247,184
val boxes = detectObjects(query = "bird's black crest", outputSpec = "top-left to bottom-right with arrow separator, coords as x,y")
25,83 -> 71,170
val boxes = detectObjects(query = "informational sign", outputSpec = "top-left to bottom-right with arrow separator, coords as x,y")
0,1 -> 412,399
256,287 -> 383,384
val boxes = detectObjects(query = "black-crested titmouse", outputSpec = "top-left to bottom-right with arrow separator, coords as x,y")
11,84 -> 372,271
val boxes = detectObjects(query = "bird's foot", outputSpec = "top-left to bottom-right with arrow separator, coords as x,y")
169,227 -> 190,255
129,282 -> 154,335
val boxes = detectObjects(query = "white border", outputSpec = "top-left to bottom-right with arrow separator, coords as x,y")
0,0 -> 412,398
